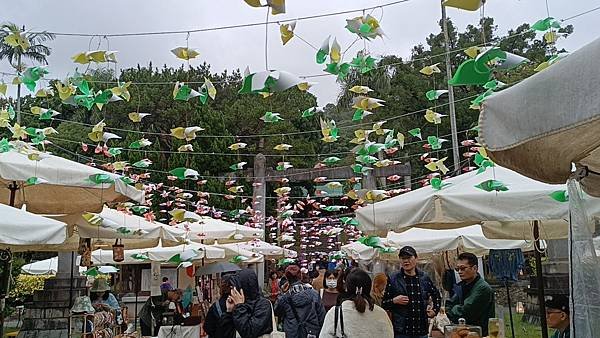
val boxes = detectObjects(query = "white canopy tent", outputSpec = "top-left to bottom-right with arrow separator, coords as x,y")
479,37 -> 600,338
217,239 -> 297,258
0,203 -> 67,250
92,241 -> 227,265
176,217 -> 264,243
356,165 -> 600,240
21,256 -> 87,275
0,147 -> 144,214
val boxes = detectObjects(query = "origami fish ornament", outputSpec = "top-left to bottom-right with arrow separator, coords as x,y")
228,142 -> 247,151
372,121 -> 390,136
173,82 -> 201,101
133,159 -> 152,168
273,144 -> 292,151
426,90 -> 448,101
301,106 -> 324,118
198,77 -> 217,105
243,0 -> 285,14
21,67 -> 48,92
170,126 -> 204,141
54,80 -> 76,101
430,177 -> 451,190
230,162 -> 247,171
349,54 -> 377,74
355,155 -> 378,165
531,17 -> 561,32
352,109 -> 373,122
30,107 -> 60,121
72,50 -> 118,64
350,129 -> 370,144
169,167 -> 199,180
322,157 -> 341,166
316,36 -> 330,64
276,161 -> 293,171
110,81 -> 132,101
3,30 -> 30,50
352,96 -> 385,110
425,157 -> 450,175
326,182 -> 343,190
320,118 -> 339,143
169,209 -> 201,222
349,86 -> 373,94
330,38 -> 341,64
324,62 -> 351,79
10,124 -> 28,140
171,47 -> 200,60
345,14 -> 384,40
322,205 -> 347,212
261,111 -> 283,123
549,190 -> 569,202
424,109 -> 446,124
228,186 -> 244,194
443,0 -> 483,11
128,112 -> 151,122
178,144 -> 194,152
408,128 -> 422,140
427,136 -> 448,150
280,21 -> 296,45
129,138 -> 152,149
475,179 -> 509,192
420,63 -> 441,76
358,189 -> 389,203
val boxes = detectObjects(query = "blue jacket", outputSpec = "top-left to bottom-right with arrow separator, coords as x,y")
274,282 -> 325,338
382,269 -> 441,335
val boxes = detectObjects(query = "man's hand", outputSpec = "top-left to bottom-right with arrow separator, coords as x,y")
392,295 -> 409,305
427,309 -> 436,318
230,287 -> 245,306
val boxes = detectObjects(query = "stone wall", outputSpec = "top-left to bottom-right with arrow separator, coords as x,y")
17,276 -> 87,338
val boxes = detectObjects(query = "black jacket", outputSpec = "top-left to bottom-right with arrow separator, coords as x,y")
204,297 -> 236,338
274,282 -> 325,338
230,269 -> 273,338
382,269 -> 441,335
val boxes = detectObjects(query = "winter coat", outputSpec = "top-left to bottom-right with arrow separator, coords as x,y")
275,282 -> 326,338
446,275 -> 495,336
319,300 -> 394,338
204,297 -> 236,338
230,269 -> 274,338
382,269 -> 441,336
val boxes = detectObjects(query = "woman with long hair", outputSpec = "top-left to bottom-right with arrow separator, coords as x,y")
370,273 -> 388,307
319,268 -> 393,338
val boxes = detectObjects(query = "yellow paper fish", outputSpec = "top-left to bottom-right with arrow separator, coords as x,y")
10,123 -> 28,140
273,143 -> 292,151
274,187 -> 291,196
112,161 -> 128,171
72,50 -> 117,64
178,144 -> 194,152
352,96 -> 385,110
228,186 -> 244,194
171,47 -> 200,60
350,129 -> 371,144
0,83 -> 6,97
280,21 -> 296,45
419,63 -> 441,76
330,38 -> 341,63
4,31 -> 30,50
228,142 -> 247,151
544,31 -> 558,44
320,118 -> 338,143
203,77 -> 217,100
111,81 -> 132,101
349,86 -> 373,94
425,157 -> 449,175
170,126 -> 205,141
424,109 -> 446,124
372,121 -> 390,136
464,46 -> 481,58
128,112 -> 151,122
55,81 -> 76,101
35,87 -> 54,98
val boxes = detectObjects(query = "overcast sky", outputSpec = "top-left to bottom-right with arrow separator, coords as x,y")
2,0 -> 599,105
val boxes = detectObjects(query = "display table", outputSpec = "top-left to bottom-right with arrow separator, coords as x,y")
157,324 -> 201,338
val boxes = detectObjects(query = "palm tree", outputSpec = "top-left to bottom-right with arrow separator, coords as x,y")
0,22 -> 55,122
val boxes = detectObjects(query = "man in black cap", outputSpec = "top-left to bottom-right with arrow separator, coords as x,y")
545,294 -> 570,338
382,246 -> 441,338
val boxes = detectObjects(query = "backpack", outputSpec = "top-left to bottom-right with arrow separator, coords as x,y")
289,300 -> 318,338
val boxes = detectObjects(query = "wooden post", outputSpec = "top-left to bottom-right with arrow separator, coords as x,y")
253,154 -> 267,240
533,220 -> 549,338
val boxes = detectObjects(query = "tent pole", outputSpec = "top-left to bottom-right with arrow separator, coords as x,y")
8,182 -> 18,207
505,278 -> 515,338
533,220 -> 548,338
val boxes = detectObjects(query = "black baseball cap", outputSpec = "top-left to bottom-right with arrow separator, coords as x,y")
545,294 -> 569,315
398,246 -> 418,258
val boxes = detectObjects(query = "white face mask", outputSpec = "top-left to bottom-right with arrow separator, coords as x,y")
326,280 -> 337,289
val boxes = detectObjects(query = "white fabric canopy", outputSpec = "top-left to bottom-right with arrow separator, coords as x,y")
92,241 -> 226,265
21,256 -> 87,275
480,37 -> 600,198
341,225 -> 532,262
176,217 -> 263,243
0,203 -> 67,248
355,165 -> 600,239
0,147 -> 144,213
55,207 -> 186,249
218,239 -> 296,258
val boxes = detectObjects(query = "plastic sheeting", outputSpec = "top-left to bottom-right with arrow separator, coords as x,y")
568,179 -> 600,337
176,218 -> 263,243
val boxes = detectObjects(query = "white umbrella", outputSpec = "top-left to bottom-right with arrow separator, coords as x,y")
340,241 -> 397,262
218,239 -> 296,258
355,165 -> 600,240
56,207 -> 186,250
0,203 -> 67,249
21,256 -> 87,275
176,217 -> 263,243
92,241 -> 226,265
213,240 -> 265,263
0,146 -> 144,214
479,37 -> 600,198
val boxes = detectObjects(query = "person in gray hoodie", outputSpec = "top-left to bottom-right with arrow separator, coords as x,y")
275,265 -> 325,338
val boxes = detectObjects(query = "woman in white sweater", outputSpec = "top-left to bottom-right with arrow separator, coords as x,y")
319,268 -> 394,338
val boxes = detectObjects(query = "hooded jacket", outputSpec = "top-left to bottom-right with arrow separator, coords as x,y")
229,269 -> 273,338
275,282 -> 325,338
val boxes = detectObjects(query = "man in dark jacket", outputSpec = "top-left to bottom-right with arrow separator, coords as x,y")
275,265 -> 325,338
227,269 -> 273,338
382,246 -> 441,338
204,275 -> 236,338
446,252 -> 495,336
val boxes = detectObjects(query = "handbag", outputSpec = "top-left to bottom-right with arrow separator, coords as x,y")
333,305 -> 347,338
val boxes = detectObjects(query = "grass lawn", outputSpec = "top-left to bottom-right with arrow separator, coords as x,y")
504,313 -> 543,338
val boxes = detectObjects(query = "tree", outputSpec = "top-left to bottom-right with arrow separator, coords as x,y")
0,22 -> 55,122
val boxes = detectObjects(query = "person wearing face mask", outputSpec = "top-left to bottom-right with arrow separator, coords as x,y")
204,274 -> 236,338
320,270 -> 339,312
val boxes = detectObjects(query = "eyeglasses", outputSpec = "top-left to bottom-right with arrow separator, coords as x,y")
456,265 -> 475,272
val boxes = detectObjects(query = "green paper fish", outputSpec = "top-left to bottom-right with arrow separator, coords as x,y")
475,179 -> 509,192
